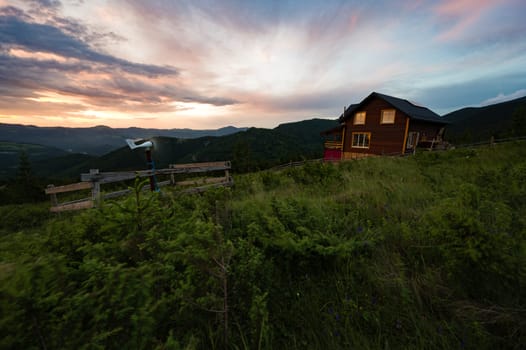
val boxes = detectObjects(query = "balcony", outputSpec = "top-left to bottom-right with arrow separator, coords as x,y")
324,140 -> 343,150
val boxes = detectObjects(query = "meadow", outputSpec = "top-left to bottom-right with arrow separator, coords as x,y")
1,142 -> 525,349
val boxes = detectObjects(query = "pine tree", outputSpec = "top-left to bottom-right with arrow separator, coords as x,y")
233,139 -> 252,173
16,151 -> 33,185
14,151 -> 43,203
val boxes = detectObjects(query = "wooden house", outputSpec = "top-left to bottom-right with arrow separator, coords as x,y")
322,92 -> 448,160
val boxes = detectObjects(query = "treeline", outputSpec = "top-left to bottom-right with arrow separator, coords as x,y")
0,119 -> 338,181
1,142 -> 525,349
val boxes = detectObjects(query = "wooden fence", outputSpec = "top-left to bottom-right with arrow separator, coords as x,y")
452,135 -> 526,148
45,161 -> 232,212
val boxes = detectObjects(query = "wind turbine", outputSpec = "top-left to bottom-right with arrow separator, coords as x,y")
125,138 -> 159,191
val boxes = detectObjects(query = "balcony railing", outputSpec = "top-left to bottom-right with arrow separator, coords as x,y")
324,140 -> 343,149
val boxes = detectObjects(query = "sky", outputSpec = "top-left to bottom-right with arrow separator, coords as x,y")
0,0 -> 525,129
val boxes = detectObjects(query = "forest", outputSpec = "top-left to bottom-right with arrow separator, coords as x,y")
1,141 -> 525,349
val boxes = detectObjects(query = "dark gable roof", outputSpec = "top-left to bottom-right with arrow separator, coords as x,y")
340,92 -> 448,124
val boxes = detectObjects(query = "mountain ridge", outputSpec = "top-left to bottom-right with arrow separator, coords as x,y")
1,118 -> 338,179
0,123 -> 248,155
2,93 -> 526,180
443,95 -> 526,142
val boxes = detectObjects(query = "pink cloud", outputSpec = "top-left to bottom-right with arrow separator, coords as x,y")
403,0 -> 425,11
433,0 -> 502,42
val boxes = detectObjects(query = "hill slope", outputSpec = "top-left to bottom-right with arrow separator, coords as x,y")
1,141 -> 525,349
20,118 -> 339,178
444,95 -> 526,142
0,142 -> 71,179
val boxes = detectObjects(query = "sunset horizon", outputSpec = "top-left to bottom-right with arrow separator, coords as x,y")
1,0 -> 525,130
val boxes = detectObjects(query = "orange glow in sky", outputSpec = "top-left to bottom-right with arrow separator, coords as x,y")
1,0 -> 525,129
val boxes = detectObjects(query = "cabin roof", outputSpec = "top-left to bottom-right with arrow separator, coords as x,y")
339,92 -> 448,124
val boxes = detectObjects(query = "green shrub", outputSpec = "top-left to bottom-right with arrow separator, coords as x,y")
1,142 -> 526,349
0,203 -> 51,232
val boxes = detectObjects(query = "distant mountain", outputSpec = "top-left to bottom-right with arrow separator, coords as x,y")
0,123 -> 248,156
7,118 -> 338,179
0,141 -> 71,179
6,93 -> 526,181
274,118 -> 339,152
444,96 -> 526,143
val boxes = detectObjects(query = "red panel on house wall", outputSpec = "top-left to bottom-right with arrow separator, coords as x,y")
323,149 -> 342,161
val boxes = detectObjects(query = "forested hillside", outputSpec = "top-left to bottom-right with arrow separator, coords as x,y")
1,142 -> 525,349
1,119 -> 338,180
444,96 -> 526,143
0,142 -> 71,179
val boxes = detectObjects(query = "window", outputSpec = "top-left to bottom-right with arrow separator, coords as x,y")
351,132 -> 370,148
406,132 -> 419,149
381,109 -> 395,124
353,112 -> 366,125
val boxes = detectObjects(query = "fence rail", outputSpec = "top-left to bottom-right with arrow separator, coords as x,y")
45,183 -> 94,212
45,161 -> 232,212
270,159 -> 323,170
324,140 -> 343,149
452,135 -> 526,148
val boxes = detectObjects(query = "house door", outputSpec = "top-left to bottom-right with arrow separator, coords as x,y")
406,132 -> 420,149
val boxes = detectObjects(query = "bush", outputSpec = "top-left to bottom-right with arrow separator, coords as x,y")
1,142 -> 526,349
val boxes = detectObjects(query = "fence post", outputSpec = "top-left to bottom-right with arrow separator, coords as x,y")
490,136 -> 495,147
90,169 -> 101,206
169,165 -> 176,186
46,184 -> 58,207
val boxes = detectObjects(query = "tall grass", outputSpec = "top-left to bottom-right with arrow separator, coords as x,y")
228,142 -> 525,349
1,142 -> 525,349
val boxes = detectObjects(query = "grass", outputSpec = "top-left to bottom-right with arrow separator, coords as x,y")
227,142 -> 526,349
1,141 -> 525,349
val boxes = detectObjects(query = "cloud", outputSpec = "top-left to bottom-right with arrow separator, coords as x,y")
480,89 -> 526,106
24,0 -> 62,9
0,5 -> 239,125
22,0 -> 62,18
431,0 -> 520,43
0,14 -> 178,76
433,0 -> 492,23
16,0 -> 102,44
113,1 -> 385,103
2,1 -> 525,129
411,72 -> 526,114
0,5 -> 32,19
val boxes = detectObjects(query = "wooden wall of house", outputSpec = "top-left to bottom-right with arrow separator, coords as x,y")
342,96 -> 408,155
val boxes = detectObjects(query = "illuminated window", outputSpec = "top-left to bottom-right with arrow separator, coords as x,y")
381,109 -> 395,124
351,132 -> 370,148
353,112 -> 366,125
